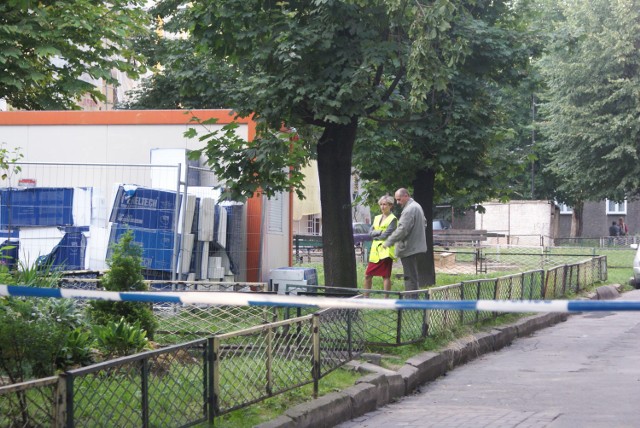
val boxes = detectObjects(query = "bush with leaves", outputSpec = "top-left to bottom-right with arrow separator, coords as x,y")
0,257 -> 92,383
88,230 -> 158,339
0,297 -> 87,383
93,317 -> 150,359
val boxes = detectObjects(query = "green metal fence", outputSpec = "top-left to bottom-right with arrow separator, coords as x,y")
0,256 -> 608,427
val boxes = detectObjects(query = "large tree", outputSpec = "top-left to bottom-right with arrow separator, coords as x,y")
0,0 -> 149,110
354,0 -> 540,283
538,0 -> 640,236
156,0 -> 469,288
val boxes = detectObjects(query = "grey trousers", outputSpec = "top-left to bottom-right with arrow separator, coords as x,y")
400,251 -> 430,291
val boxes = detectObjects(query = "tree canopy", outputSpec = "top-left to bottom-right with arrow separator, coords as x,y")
354,0 -> 540,283
538,0 -> 640,205
0,0 -> 149,110
152,0 -> 470,287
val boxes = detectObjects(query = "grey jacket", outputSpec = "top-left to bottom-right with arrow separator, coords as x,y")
383,198 -> 427,258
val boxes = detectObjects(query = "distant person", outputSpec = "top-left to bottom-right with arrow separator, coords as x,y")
382,188 -> 429,291
618,217 -> 628,236
363,195 -> 398,297
609,221 -> 620,245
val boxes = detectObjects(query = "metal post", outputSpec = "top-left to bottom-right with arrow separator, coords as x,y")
209,337 -> 218,423
422,290 -> 430,337
312,315 -> 320,399
171,163 -> 182,282
54,375 -> 67,428
460,282 -> 465,324
395,293 -> 403,345
141,359 -> 149,428
347,311 -> 353,360
64,373 -> 74,428
266,327 -> 273,396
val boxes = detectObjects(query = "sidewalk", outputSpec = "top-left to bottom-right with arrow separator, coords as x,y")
255,284 -> 625,428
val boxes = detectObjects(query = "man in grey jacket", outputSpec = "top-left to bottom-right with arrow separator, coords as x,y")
382,188 -> 429,291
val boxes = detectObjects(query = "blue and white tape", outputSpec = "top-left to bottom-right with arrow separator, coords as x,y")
1,284 -> 640,313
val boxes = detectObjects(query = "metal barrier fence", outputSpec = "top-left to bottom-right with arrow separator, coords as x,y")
361,256 -> 606,343
543,256 -> 607,298
0,162 -> 256,283
0,256 -> 607,426
62,339 -> 208,428
0,307 -> 363,427
0,376 -> 60,427
212,307 -> 363,416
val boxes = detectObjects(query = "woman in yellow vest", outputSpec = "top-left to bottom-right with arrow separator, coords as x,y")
363,195 -> 397,297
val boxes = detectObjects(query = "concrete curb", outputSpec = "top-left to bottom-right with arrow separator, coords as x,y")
255,285 -> 617,428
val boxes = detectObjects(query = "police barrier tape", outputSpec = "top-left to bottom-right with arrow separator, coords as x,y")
2,284 -> 640,313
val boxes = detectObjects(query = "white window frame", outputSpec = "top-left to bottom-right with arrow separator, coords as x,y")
606,199 -> 627,215
267,193 -> 283,234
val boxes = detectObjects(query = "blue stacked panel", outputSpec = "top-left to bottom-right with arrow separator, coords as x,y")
109,186 -> 181,230
37,227 -> 88,271
0,188 -> 74,228
109,225 -> 176,271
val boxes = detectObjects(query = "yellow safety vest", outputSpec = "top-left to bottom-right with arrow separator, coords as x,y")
368,214 -> 397,263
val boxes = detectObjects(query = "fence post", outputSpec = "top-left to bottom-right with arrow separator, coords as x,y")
561,265 -> 568,296
294,235 -> 300,264
459,282 -> 465,324
266,326 -> 273,396
396,294 -> 403,345
209,337 -> 218,423
312,314 -> 320,399
54,375 -> 67,428
475,281 -> 481,323
141,359 -> 149,428
422,290 -> 430,337
171,162 -> 182,281
347,311 -> 354,360
63,372 -> 74,428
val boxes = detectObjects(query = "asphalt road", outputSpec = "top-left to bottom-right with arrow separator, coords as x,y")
338,289 -> 640,428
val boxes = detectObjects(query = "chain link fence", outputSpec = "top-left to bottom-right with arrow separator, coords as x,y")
0,376 -> 60,427
0,255 -> 607,426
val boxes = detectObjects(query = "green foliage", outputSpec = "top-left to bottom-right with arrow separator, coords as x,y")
538,0 -> 640,204
0,0 -> 150,110
0,143 -> 23,183
121,36 -> 239,110
58,328 -> 96,369
88,230 -> 158,339
355,0 -> 542,210
14,258 -> 63,287
0,297 -> 85,383
187,120 -> 310,200
92,317 -> 150,359
150,0 -> 476,288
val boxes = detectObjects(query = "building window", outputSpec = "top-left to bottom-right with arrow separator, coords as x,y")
606,199 -> 627,215
307,214 -> 321,235
558,203 -> 573,215
267,193 -> 283,234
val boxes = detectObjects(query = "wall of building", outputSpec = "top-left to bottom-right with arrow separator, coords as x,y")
0,110 -> 289,282
476,200 -> 558,246
558,200 -> 640,238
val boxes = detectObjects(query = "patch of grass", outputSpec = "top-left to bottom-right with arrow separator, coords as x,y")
208,368 -> 361,427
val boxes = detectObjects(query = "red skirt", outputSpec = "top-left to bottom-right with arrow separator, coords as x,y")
365,258 -> 393,278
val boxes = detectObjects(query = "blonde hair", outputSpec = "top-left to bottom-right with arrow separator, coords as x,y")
378,195 -> 394,205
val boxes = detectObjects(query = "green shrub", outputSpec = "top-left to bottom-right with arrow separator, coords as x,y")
57,328 -> 96,369
0,298 -> 70,383
14,258 -> 62,287
93,317 -> 150,359
88,230 -> 158,339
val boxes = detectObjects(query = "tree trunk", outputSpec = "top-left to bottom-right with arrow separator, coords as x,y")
317,119 -> 358,289
412,168 -> 436,286
571,202 -> 583,238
